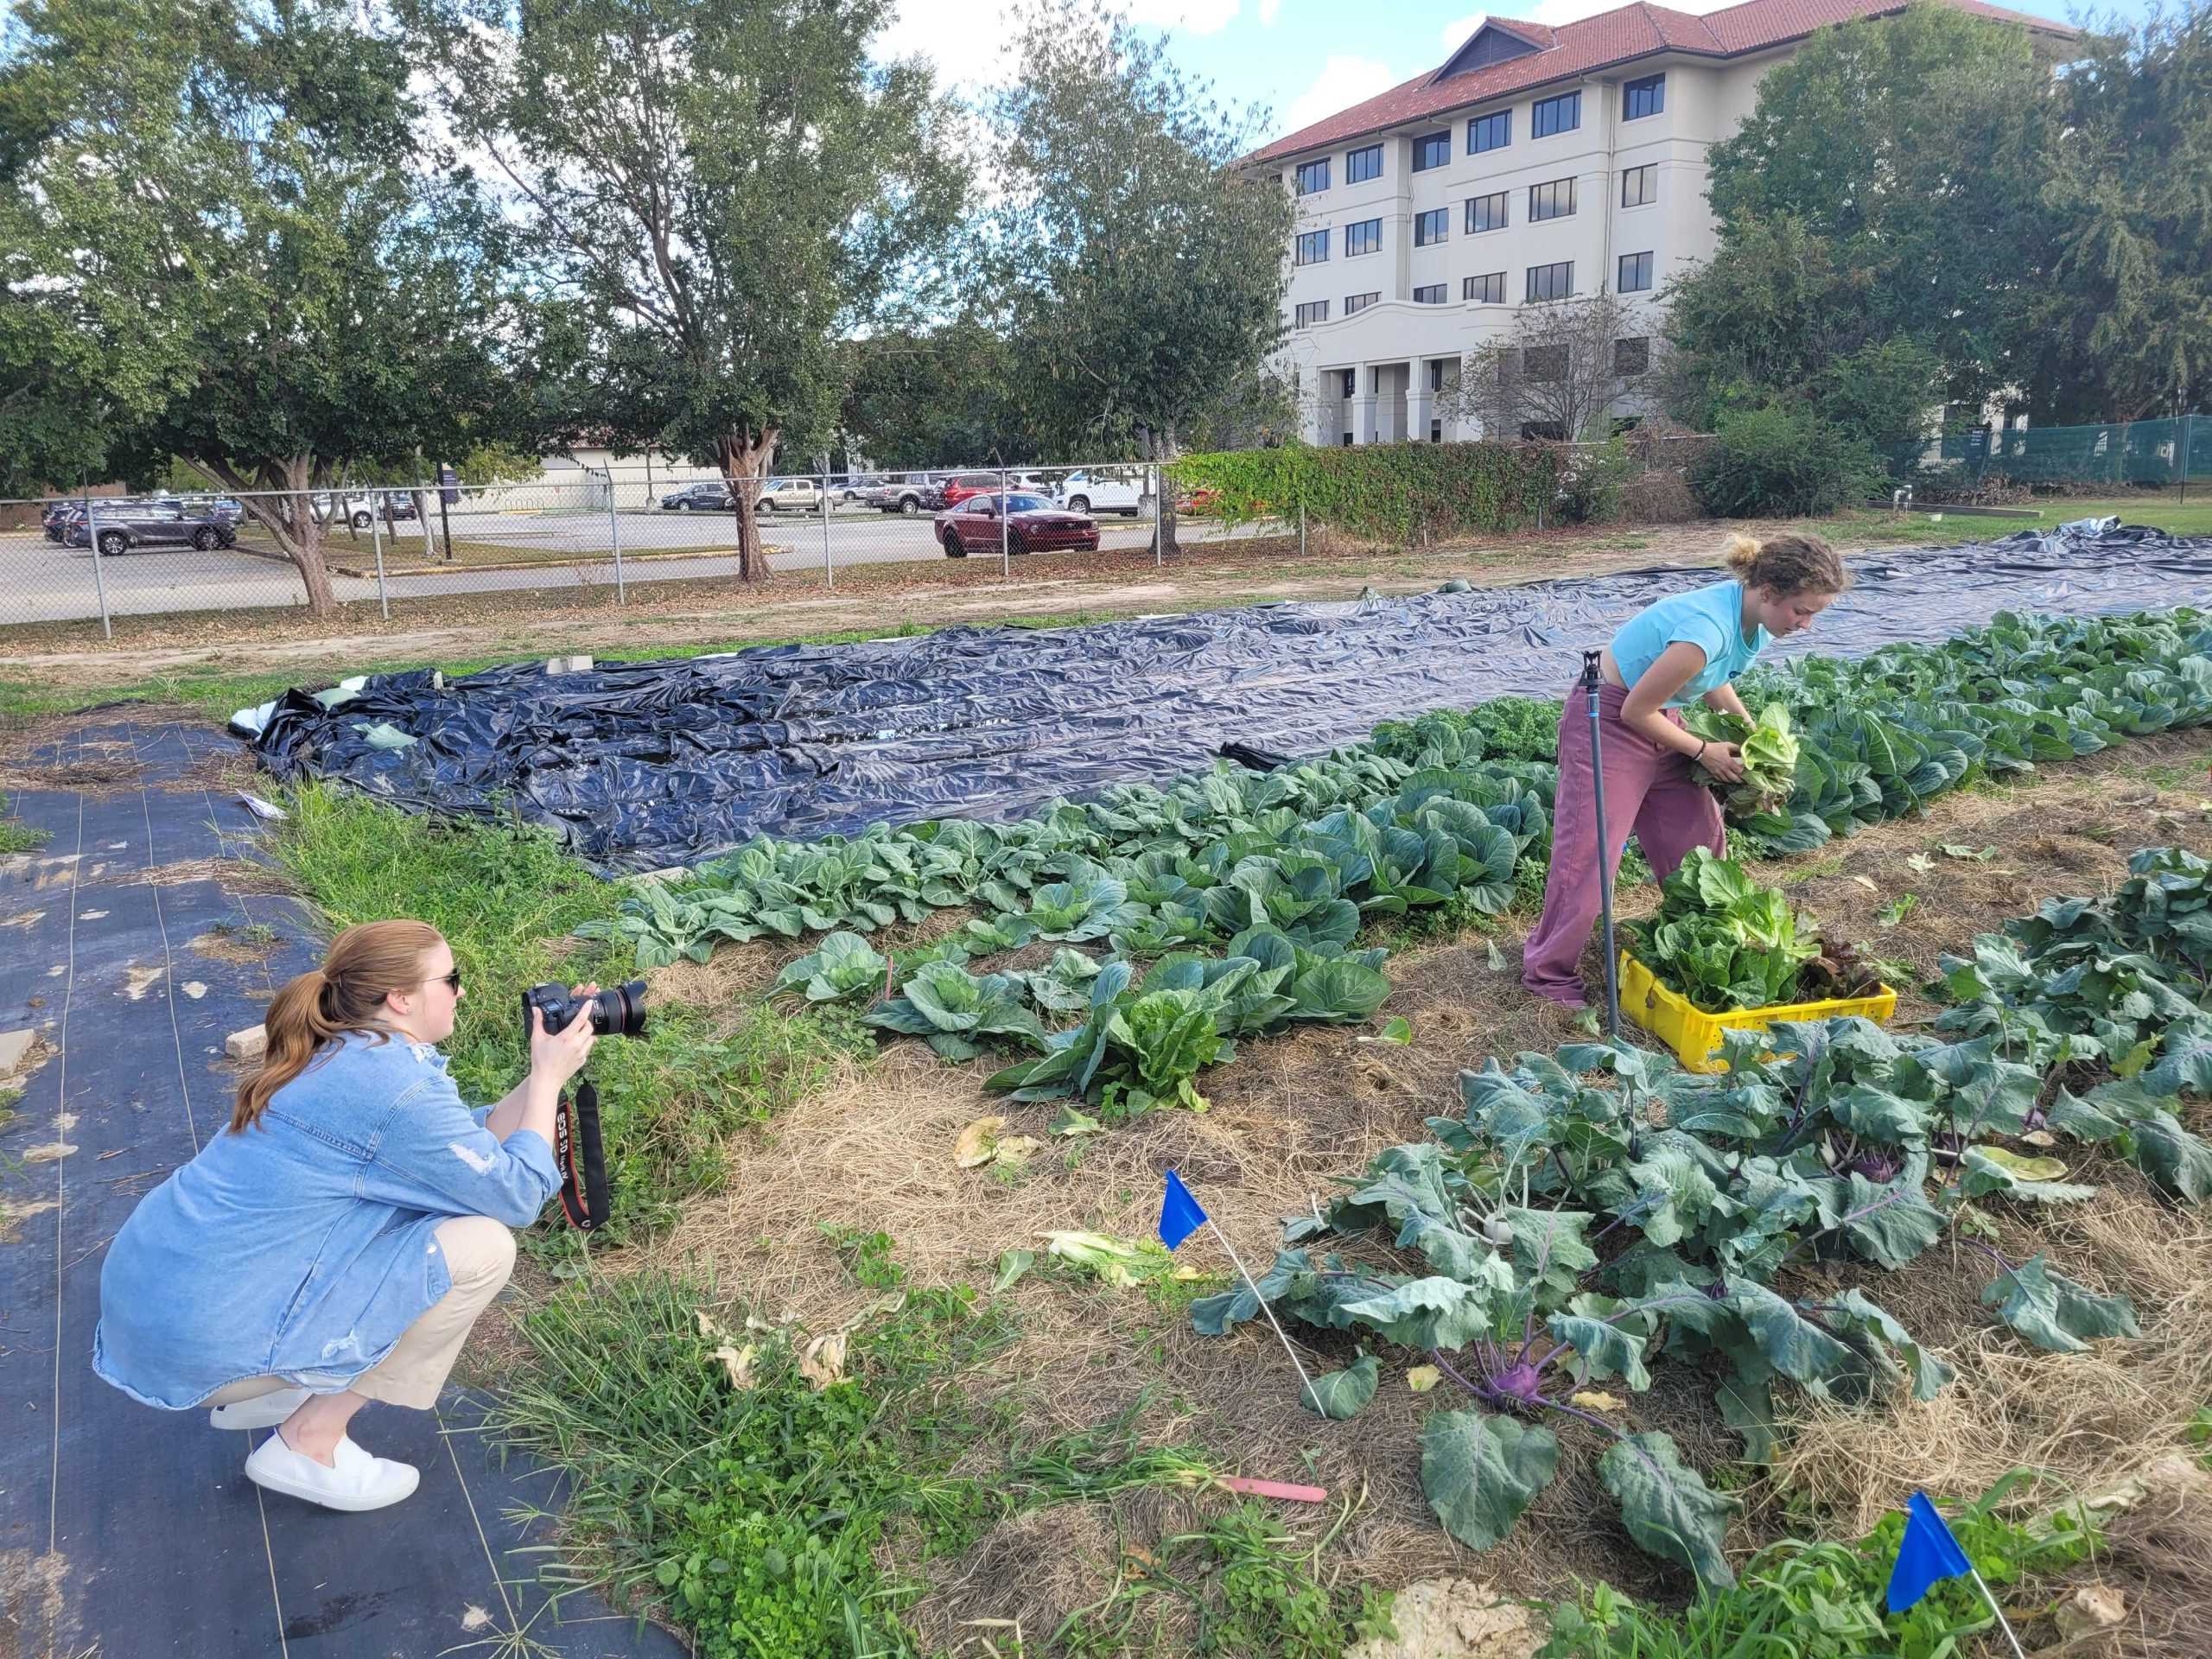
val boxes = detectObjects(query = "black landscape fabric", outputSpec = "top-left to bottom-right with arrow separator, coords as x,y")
245,523 -> 2212,870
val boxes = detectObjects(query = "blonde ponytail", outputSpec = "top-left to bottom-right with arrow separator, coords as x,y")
1719,531 -> 1849,599
231,919 -> 445,1131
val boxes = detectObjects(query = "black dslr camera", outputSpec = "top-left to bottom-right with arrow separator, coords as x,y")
522,979 -> 647,1231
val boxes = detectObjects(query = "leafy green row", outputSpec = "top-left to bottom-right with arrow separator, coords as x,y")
1197,851 -> 2212,1588
588,608 -> 2212,975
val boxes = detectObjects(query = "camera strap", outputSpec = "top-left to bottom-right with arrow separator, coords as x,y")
553,1077 -> 611,1231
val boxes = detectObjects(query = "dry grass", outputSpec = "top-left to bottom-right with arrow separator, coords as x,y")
1775,1192 -> 2212,1532
2046,1458 -> 2212,1659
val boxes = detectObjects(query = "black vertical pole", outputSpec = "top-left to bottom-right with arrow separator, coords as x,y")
437,463 -> 457,563
1583,649 -> 1621,1039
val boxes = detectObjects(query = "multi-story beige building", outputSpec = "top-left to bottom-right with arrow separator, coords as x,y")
1249,0 -> 2070,445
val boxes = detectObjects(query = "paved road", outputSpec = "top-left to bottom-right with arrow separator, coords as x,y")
0,509 -> 1268,626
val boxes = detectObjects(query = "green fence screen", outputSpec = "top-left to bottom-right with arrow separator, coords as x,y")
1890,415 -> 2208,491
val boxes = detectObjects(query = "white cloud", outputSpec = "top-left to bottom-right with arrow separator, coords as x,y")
874,0 -> 1024,93
1278,54 -> 1396,139
1440,13 -> 1485,49
1258,0 -> 1283,22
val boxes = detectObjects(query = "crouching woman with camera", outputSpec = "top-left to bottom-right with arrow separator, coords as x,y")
92,919 -> 600,1514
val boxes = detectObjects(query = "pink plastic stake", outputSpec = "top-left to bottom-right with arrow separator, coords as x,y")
1217,1476 -> 1327,1503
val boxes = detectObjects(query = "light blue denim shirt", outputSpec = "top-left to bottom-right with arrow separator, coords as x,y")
93,1029 -> 559,1410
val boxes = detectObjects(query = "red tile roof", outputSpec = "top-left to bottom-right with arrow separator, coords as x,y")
1247,0 -> 2075,165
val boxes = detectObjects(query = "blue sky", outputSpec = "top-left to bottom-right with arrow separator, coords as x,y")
881,0 -> 2125,144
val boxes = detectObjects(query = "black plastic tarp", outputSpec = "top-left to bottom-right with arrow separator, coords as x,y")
245,523 -> 2212,869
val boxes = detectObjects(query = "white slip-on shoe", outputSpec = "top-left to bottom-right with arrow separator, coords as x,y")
209,1386 -> 314,1432
245,1432 -> 419,1513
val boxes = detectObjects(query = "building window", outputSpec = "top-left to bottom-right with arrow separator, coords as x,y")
1623,73 -> 1665,120
1532,91 -> 1580,137
1465,191 -> 1508,233
1414,208 -> 1448,246
1342,369 -> 1357,397
1618,251 -> 1654,293
1413,283 -> 1447,304
1294,229 -> 1329,265
1466,110 -> 1510,155
1524,344 -> 1568,382
1526,260 -> 1573,302
1464,270 -> 1506,303
1529,178 -> 1576,222
1412,130 -> 1451,172
1345,218 -> 1382,257
1295,158 -> 1330,195
1621,164 -> 1656,208
1344,290 -> 1380,315
1430,419 -> 1444,442
1347,143 -> 1382,183
1427,359 -> 1446,392
1614,336 -> 1651,376
1342,431 -> 1355,445
1294,300 -> 1330,327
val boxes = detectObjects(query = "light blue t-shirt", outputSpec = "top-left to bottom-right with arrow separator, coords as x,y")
1609,579 -> 1769,708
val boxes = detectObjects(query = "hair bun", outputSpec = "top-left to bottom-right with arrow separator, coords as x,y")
1723,532 -> 1763,574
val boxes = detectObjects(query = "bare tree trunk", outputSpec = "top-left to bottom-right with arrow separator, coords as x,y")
719,429 -> 778,584
1151,425 -> 1180,556
199,453 -> 338,615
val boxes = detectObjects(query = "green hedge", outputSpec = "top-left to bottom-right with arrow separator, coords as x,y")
1166,442 -> 1567,543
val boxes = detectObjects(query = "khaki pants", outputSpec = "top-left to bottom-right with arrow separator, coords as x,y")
204,1217 -> 517,1414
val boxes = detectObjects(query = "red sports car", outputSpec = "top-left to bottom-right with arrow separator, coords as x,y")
935,492 -> 1100,559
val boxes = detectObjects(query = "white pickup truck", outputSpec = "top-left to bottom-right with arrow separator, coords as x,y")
1052,472 -> 1148,518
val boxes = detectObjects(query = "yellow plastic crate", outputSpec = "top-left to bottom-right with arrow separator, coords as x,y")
1618,951 -> 1897,1074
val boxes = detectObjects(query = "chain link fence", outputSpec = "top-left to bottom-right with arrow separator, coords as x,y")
0,461 -> 1249,634
1890,415 -> 2207,498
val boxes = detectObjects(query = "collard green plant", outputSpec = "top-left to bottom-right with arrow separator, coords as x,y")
1625,849 -> 1823,1012
768,932 -> 889,1003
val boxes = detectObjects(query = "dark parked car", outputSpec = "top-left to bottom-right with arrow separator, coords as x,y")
934,493 -> 1098,559
65,502 -> 238,555
868,474 -> 947,515
660,481 -> 734,512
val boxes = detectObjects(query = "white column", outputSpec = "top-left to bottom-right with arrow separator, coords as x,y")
1408,382 -> 1433,443
1353,367 -> 1381,444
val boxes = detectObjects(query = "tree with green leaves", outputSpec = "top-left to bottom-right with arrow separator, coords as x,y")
837,322 -> 1035,471
1700,4 -> 2064,415
2031,3 -> 2212,423
409,0 -> 967,584
1661,215 -> 1944,459
988,1 -> 1294,551
0,0 -> 533,613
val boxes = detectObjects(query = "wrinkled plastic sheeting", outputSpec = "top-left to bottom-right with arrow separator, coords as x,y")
244,523 -> 2212,871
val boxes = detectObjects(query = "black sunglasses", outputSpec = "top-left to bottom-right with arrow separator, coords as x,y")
430,969 -> 462,992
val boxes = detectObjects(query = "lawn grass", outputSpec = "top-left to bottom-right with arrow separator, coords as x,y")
263,782 -> 871,1236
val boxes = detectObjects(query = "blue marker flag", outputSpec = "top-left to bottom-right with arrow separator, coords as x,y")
1158,1170 -> 1208,1250
1886,1491 -> 1975,1613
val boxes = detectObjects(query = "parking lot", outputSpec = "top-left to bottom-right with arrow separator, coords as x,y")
0,500 -> 1270,626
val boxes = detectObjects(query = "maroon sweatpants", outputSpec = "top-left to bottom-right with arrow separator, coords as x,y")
1520,683 -> 1726,1007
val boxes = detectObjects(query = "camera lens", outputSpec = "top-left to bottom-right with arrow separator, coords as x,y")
590,979 -> 648,1039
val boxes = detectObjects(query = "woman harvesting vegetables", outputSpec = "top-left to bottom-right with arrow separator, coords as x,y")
1522,532 -> 1849,1008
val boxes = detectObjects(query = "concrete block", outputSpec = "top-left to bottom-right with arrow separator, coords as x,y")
226,1024 -> 267,1063
0,1027 -> 33,1077
544,655 -> 594,675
